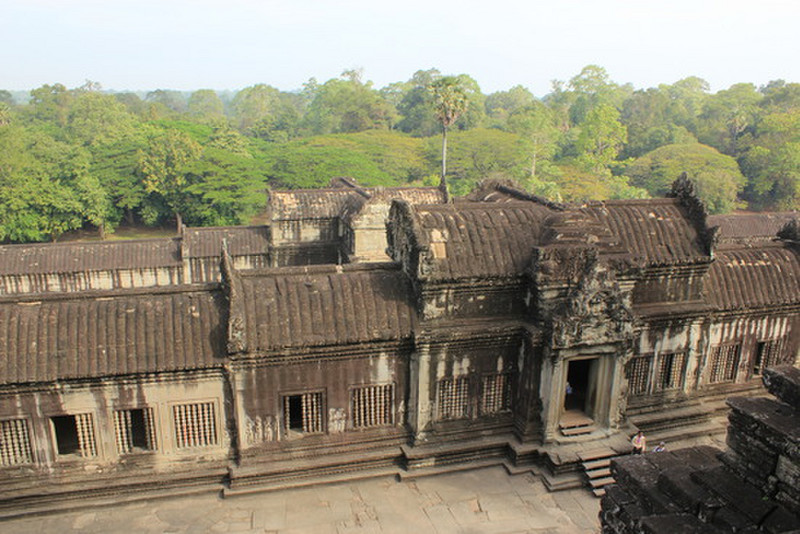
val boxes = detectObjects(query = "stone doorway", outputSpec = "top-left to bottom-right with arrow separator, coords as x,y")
560,358 -> 599,437
566,358 -> 595,414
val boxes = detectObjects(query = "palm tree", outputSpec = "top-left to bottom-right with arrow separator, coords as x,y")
430,77 -> 468,201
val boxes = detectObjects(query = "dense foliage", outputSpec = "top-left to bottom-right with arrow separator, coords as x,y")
1,68 -> 798,242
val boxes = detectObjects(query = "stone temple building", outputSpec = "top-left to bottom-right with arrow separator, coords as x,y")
0,176 -> 798,517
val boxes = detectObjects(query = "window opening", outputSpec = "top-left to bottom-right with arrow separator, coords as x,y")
284,392 -> 324,434
753,339 -> 784,376
52,414 -> 96,458
655,352 -> 686,392
115,408 -> 156,453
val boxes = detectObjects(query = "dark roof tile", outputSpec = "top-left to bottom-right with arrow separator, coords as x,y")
0,289 -> 225,384
183,226 -> 269,258
0,239 -> 181,276
582,200 -> 708,265
412,202 -> 556,280
707,246 -> 800,310
238,267 -> 415,351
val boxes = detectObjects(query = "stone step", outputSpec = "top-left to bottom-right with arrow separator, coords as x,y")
559,411 -> 595,429
226,465 -> 399,497
397,458 -> 504,481
586,467 -> 611,479
582,458 -> 611,471
629,404 -> 713,434
592,488 -> 607,498
542,470 -> 584,492
590,476 -> 616,489
578,447 -> 617,463
560,425 -> 596,437
646,416 -> 729,445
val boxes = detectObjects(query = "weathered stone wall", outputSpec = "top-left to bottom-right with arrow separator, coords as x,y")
272,219 -> 339,245
419,281 -> 528,321
231,347 -> 410,455
628,313 -> 798,412
632,266 -> 708,306
186,255 -> 270,284
0,266 -> 185,295
0,371 -> 230,477
408,332 -> 522,442
346,202 -> 393,263
270,243 -> 342,267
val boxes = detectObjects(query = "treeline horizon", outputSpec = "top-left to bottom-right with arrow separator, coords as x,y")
0,65 -> 798,244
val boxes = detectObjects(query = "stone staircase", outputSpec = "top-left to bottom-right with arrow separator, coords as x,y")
578,448 -> 618,498
558,410 -> 596,437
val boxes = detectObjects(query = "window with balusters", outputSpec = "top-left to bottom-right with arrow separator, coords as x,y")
0,418 -> 34,466
752,338 -> 786,376
709,344 -> 741,384
51,413 -> 97,458
480,374 -> 511,415
437,377 -> 470,420
173,402 -> 217,449
284,392 -> 324,434
115,408 -> 157,454
626,356 -> 653,396
351,384 -> 394,428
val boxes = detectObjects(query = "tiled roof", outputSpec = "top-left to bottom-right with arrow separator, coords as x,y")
269,189 -> 357,220
465,180 -> 565,210
0,239 -> 181,276
237,266 -> 416,351
709,212 -> 797,243
270,185 -> 445,223
706,245 -> 800,310
412,202 -> 555,280
581,199 -> 709,265
0,289 -> 225,385
375,187 -> 444,204
183,226 -> 270,258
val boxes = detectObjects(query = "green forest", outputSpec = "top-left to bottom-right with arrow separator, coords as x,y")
0,66 -> 798,243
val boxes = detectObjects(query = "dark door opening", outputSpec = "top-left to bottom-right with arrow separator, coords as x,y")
565,359 -> 593,413
286,395 -> 304,431
52,415 -> 80,456
128,408 -> 150,450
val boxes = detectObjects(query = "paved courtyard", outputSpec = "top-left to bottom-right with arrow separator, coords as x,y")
0,466 -> 600,534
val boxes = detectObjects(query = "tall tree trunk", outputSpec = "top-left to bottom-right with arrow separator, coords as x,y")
176,211 -> 183,233
440,126 -> 450,202
98,222 -> 106,240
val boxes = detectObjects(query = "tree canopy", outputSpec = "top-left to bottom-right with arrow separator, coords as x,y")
0,68 -> 796,243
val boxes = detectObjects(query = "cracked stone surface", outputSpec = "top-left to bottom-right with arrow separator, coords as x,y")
0,467 -> 601,533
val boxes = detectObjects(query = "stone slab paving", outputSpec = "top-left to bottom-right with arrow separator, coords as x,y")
0,466 -> 600,534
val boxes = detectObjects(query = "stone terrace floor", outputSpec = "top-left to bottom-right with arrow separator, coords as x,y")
0,466 -> 601,534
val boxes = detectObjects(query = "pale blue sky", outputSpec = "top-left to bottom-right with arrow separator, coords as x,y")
1,0 -> 798,96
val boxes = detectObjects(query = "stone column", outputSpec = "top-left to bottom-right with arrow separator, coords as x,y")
407,344 -> 433,443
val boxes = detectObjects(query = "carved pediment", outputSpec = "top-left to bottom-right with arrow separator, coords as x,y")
535,246 -> 634,349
